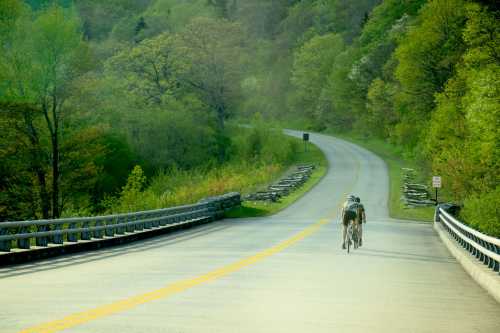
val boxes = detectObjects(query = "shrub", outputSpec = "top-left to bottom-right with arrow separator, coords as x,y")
104,126 -> 299,214
460,186 -> 500,238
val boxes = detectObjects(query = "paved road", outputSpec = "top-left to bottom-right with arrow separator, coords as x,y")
1,132 -> 499,333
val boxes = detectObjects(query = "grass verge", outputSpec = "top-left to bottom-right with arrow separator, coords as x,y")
325,131 -> 435,222
225,140 -> 328,218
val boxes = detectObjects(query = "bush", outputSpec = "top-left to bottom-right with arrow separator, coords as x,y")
460,186 -> 500,238
104,126 -> 299,214
230,117 -> 298,165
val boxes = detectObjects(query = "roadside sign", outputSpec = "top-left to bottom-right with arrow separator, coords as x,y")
303,133 -> 309,152
432,176 -> 441,188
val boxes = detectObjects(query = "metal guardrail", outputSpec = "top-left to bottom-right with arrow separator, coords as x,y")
435,205 -> 500,274
0,192 -> 241,252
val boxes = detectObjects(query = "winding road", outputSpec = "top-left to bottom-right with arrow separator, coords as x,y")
1,132 -> 499,333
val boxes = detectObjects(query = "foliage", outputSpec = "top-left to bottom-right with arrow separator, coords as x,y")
394,0 -> 467,141
105,33 -> 181,105
74,0 -> 152,40
425,3 -> 499,201
105,126 -> 299,213
329,0 -> 382,43
461,187 -> 500,238
226,138 -> 328,218
1,0 -> 498,234
116,165 -> 147,212
290,33 -> 344,124
176,17 -> 245,128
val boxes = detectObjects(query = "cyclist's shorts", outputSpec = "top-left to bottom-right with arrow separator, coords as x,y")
343,210 -> 357,226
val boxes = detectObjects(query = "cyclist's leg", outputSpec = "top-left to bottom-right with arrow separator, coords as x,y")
342,212 -> 349,249
353,219 -> 359,247
342,222 -> 347,249
358,222 -> 363,246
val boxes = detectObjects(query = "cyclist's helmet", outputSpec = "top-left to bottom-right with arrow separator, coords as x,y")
347,194 -> 356,201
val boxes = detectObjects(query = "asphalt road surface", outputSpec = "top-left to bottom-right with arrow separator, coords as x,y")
1,131 -> 499,333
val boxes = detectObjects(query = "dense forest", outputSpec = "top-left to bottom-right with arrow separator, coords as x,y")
0,1 -> 498,235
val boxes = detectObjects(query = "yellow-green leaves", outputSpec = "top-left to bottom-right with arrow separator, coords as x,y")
106,33 -> 180,105
290,33 -> 344,123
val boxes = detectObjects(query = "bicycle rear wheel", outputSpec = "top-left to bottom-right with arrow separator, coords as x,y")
353,227 -> 358,249
347,224 -> 352,253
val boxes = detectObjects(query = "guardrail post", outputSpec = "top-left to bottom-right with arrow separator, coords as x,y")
144,213 -> 152,229
51,224 -> 63,244
93,219 -> 104,239
152,213 -> 160,228
67,222 -> 78,242
116,216 -> 125,235
17,227 -> 30,249
36,225 -> 49,246
126,215 -> 135,233
206,200 -> 218,221
105,217 -> 115,237
0,227 -> 11,252
81,221 -> 91,240
159,213 -> 167,227
164,215 -> 173,226
485,242 -> 493,268
135,214 -> 144,231
495,245 -> 500,274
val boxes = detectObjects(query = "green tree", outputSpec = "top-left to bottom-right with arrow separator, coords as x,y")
106,33 -> 180,105
425,3 -> 499,200
290,33 -> 344,124
1,4 -> 92,218
176,17 -> 245,160
394,0 -> 467,125
366,78 -> 397,137
330,0 -> 382,43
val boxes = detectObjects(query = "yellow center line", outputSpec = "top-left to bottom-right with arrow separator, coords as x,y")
19,219 -> 329,333
19,149 -> 362,333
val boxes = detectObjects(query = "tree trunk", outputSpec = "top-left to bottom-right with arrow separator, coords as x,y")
216,104 -> 225,132
23,111 -> 50,219
42,99 -> 61,219
216,104 -> 226,163
51,131 -> 60,218
36,168 -> 51,219
50,99 -> 60,219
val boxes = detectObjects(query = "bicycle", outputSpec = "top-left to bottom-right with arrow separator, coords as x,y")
346,219 -> 359,253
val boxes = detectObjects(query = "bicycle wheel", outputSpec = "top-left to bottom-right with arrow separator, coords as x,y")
347,223 -> 352,253
353,226 -> 358,249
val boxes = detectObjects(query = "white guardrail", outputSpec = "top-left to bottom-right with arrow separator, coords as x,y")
0,192 -> 241,252
435,205 -> 500,275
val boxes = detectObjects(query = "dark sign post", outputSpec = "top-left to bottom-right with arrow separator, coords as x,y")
303,133 -> 309,152
432,176 -> 441,205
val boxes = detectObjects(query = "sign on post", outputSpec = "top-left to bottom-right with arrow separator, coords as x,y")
432,176 -> 441,205
432,176 -> 441,188
303,133 -> 309,152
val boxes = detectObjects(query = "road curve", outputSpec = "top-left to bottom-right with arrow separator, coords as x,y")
1,132 -> 499,333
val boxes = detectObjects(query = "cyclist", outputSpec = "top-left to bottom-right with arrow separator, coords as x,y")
341,195 -> 366,249
341,195 -> 357,249
355,196 -> 366,246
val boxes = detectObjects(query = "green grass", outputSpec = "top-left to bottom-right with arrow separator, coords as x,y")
225,140 -> 328,218
325,131 -> 435,222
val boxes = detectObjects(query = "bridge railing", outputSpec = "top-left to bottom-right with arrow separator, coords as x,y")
435,205 -> 500,274
0,192 -> 241,252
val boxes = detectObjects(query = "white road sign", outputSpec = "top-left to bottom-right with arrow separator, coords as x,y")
432,176 -> 442,188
